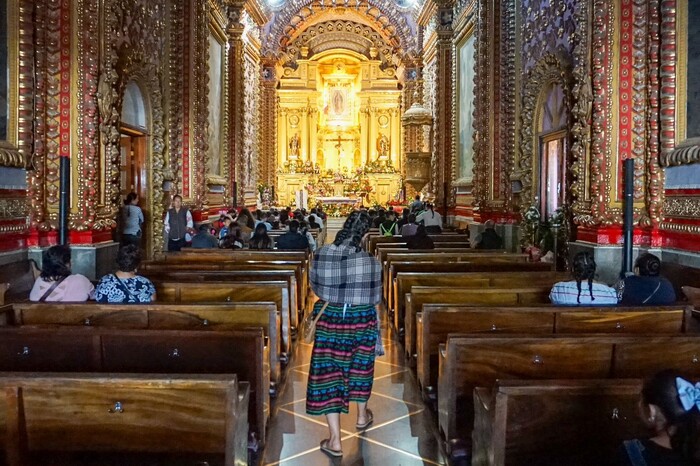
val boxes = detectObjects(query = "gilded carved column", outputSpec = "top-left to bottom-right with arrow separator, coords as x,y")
302,107 -> 310,162
309,108 -> 318,165
260,60 -> 277,188
433,1 -> 455,209
226,4 -> 245,204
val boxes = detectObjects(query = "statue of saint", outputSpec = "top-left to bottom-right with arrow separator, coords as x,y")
377,133 -> 390,159
289,133 -> 300,159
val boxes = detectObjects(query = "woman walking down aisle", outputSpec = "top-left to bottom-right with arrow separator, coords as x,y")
306,210 -> 382,458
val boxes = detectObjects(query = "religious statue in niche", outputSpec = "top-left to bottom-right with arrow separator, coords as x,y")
377,133 -> 390,159
289,133 -> 300,159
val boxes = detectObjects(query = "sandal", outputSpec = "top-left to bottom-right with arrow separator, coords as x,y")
355,408 -> 374,430
320,439 -> 343,457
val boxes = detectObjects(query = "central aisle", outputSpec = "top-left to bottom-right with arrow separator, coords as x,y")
259,217 -> 447,465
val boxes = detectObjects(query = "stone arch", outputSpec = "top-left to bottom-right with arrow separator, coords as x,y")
517,53 -> 574,220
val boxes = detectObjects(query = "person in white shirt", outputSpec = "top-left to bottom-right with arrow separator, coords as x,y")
416,203 -> 442,233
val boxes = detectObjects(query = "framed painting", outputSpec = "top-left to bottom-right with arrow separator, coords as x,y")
0,0 -> 27,168
205,10 -> 227,183
455,32 -> 476,184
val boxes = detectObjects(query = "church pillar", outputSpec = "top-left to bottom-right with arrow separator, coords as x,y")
368,105 -> 377,163
226,6 -> 245,205
361,105 -> 370,164
390,107 -> 400,170
309,109 -> 318,166
260,59 -> 278,188
279,109 -> 288,166
433,1 -> 455,212
301,107 -> 310,162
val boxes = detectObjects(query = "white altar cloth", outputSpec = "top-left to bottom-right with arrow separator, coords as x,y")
315,196 -> 360,205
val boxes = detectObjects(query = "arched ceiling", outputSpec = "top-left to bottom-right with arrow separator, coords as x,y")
261,0 -> 421,61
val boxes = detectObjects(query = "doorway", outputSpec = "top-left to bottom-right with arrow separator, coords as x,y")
118,81 -> 149,250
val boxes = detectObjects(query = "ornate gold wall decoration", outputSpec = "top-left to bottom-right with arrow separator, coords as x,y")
94,0 -> 167,253
260,58 -> 278,188
242,18 -> 262,190
227,8 -> 245,205
498,0 -> 516,206
166,0 -> 186,195
0,0 -> 31,169
647,0 -> 662,225
471,0 -> 489,212
25,0 -> 51,230
0,198 -> 30,220
517,53 -> 573,218
663,197 -> 700,218
192,0 -> 209,209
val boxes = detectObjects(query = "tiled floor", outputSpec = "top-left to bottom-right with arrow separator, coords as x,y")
259,309 -> 448,465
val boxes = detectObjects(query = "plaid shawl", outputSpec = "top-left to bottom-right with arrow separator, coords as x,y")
310,240 -> 382,306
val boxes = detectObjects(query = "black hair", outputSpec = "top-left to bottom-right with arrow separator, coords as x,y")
288,219 -> 300,233
239,208 -> 255,229
117,244 -> 142,272
572,251 -> 596,304
249,223 -> 273,250
636,253 -> 662,277
123,192 -> 138,218
40,245 -> 72,281
642,370 -> 700,462
408,213 -> 417,224
333,210 -> 372,251
426,203 -> 435,218
415,223 -> 428,237
173,194 -> 182,201
198,224 -> 209,232
221,226 -> 243,249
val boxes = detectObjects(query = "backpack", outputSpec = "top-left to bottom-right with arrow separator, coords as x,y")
380,221 -> 396,237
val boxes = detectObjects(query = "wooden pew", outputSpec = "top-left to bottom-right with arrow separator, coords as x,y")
416,305 -> 694,394
382,252 -> 533,303
437,334 -> 700,447
141,259 -> 308,312
403,285 -> 554,359
0,373 -> 249,466
392,271 -> 565,328
369,234 -> 471,255
154,280 -> 293,358
11,302 -> 283,386
0,326 -> 269,445
144,269 -> 299,330
387,261 -> 553,324
471,379 -> 646,466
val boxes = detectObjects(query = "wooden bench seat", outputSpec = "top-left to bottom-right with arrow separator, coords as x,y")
403,285 -> 554,358
154,280 -> 293,358
369,234 -> 471,255
437,334 -> 700,446
145,269 -> 299,330
141,259 -> 308,311
416,304 -> 694,394
392,271 -> 565,330
471,379 -> 646,466
0,373 -> 249,466
10,302 -> 283,385
382,252 -> 535,303
0,326 -> 269,445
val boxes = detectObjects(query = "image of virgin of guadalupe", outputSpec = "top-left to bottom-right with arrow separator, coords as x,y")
332,90 -> 345,116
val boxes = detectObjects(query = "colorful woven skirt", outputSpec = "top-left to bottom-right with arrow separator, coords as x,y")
306,301 -> 378,415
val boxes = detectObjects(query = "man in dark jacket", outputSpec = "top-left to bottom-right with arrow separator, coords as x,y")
191,224 -> 219,249
276,220 -> 310,250
473,219 -> 503,250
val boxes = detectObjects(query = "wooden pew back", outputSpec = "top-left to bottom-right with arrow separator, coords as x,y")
369,234 -> 470,255
404,285 -> 554,358
11,302 -> 282,384
0,373 -> 249,466
438,334 -> 700,445
154,280 -> 292,355
416,305 -> 692,392
472,379 -> 646,466
0,326 -> 269,445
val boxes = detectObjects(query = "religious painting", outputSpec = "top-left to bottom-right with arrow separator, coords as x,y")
0,0 -> 7,142
206,21 -> 226,177
456,33 -> 476,184
685,0 -> 700,140
324,85 -> 353,125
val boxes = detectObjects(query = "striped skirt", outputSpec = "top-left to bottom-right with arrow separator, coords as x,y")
306,301 -> 378,415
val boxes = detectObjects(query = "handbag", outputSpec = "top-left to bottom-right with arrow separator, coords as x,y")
302,301 -> 329,344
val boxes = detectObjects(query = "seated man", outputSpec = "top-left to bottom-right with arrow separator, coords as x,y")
191,224 -> 219,249
276,220 -> 310,250
472,219 -> 503,249
617,253 -> 676,305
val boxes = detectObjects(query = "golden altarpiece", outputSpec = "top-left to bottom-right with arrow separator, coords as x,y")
275,51 -> 403,211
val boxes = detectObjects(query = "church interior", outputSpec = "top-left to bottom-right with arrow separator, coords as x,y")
1,0 -> 700,464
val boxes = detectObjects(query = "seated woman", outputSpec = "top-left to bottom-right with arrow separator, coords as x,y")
94,245 -> 156,303
549,251 -> 618,305
406,224 -> 435,250
615,370 -> 700,466
221,225 -> 245,249
400,214 -> 418,237
29,245 -> 94,302
618,253 -> 676,305
417,203 -> 442,234
249,223 -> 275,250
